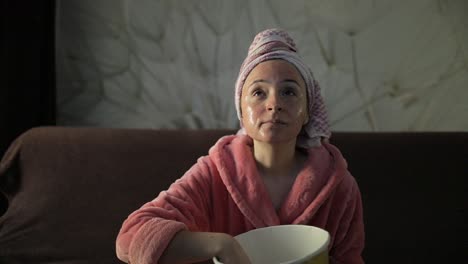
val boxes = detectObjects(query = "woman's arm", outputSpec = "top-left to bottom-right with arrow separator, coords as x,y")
116,158 -> 214,263
330,177 -> 365,264
116,157 -> 251,264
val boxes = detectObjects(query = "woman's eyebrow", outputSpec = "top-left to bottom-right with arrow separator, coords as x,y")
249,79 -> 299,87
282,79 -> 300,85
249,79 -> 269,86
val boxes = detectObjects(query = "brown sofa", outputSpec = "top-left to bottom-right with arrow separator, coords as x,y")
0,126 -> 466,263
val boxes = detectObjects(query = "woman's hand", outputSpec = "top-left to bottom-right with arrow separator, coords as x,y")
159,231 -> 251,264
214,233 -> 252,264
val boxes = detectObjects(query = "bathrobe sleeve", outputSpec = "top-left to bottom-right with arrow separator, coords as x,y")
330,176 -> 365,264
116,157 -> 214,264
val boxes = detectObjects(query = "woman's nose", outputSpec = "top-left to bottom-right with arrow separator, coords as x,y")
266,94 -> 282,112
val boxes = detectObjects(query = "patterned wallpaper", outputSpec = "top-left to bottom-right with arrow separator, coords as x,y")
56,0 -> 468,131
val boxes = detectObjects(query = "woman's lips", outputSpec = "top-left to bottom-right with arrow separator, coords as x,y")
262,120 -> 286,125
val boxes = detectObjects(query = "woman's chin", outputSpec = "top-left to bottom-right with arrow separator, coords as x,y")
245,127 -> 301,145
252,134 -> 297,145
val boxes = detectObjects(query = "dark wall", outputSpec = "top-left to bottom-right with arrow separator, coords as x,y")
0,0 -> 56,157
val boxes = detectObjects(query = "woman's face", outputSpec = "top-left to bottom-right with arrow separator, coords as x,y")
240,60 -> 309,144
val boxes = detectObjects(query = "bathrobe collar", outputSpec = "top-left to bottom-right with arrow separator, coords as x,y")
209,135 -> 348,228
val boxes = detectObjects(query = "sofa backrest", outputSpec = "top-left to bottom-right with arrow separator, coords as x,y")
0,127 -> 466,263
0,127 -> 232,263
333,131 -> 468,263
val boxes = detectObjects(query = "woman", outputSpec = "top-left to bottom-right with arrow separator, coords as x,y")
116,28 -> 365,264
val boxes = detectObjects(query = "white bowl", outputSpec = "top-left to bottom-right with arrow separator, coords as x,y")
213,225 -> 330,264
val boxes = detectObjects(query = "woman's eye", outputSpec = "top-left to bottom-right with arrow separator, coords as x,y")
252,90 -> 265,96
282,88 -> 296,96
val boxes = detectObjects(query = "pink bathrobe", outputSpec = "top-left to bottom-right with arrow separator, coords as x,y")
116,135 -> 365,264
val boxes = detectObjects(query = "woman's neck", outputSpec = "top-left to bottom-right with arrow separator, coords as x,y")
252,139 -> 301,177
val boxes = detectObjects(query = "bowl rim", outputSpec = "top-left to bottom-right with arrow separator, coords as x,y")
234,224 -> 330,263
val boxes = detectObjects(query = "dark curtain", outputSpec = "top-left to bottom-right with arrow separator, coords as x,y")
0,0 -> 56,157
